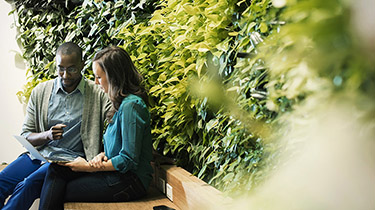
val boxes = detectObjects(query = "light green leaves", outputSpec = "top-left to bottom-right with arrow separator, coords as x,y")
14,0 -> 291,196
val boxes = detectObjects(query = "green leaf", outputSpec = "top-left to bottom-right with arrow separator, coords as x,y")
259,22 -> 268,33
206,118 -> 219,132
197,164 -> 207,178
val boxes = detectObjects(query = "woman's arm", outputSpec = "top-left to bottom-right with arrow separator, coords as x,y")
110,99 -> 148,173
62,156 -> 115,172
65,98 -> 149,173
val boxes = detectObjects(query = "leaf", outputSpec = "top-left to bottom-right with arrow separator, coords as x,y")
197,164 -> 207,178
228,31 -> 238,36
164,76 -> 179,84
88,24 -> 98,37
222,172 -> 234,183
64,31 -> 75,42
206,118 -> 219,132
158,73 -> 167,82
247,22 -> 257,34
149,85 -> 161,93
162,111 -> 174,122
259,22 -> 268,33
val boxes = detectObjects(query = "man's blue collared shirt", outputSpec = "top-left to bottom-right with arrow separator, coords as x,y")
42,77 -> 85,158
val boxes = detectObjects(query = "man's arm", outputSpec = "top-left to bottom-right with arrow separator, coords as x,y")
26,124 -> 66,146
21,81 -> 51,146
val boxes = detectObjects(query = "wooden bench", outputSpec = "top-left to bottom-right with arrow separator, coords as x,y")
154,165 -> 231,210
64,162 -> 179,210
65,164 -> 231,210
0,164 -> 178,210
0,164 -> 6,170
1,163 -> 231,210
64,185 -> 178,210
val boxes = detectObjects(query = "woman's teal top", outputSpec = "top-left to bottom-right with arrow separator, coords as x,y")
103,94 -> 153,189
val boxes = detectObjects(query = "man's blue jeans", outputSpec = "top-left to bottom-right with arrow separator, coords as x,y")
0,153 -> 49,210
39,164 -> 147,210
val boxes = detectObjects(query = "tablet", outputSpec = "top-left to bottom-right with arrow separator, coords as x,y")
14,135 -> 75,163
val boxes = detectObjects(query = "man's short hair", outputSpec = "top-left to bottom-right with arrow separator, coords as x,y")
56,42 -> 83,61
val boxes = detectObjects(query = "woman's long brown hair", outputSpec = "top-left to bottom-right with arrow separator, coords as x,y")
93,46 -> 148,121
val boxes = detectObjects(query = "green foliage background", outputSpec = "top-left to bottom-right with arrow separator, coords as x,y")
10,0 -> 375,195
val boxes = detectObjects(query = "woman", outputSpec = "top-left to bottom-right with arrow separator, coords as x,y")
39,46 -> 153,210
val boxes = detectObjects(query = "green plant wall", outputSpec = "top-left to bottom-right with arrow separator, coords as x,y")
11,0 -> 374,196
11,0 -> 287,194
117,0 -> 287,194
13,0 -> 157,103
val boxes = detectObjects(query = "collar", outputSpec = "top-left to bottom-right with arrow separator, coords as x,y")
55,77 -> 86,95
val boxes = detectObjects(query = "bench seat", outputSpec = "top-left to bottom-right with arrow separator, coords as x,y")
64,186 -> 179,210
0,164 -> 178,210
1,163 -> 231,210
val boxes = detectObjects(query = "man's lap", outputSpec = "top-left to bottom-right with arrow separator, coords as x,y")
0,153 -> 48,193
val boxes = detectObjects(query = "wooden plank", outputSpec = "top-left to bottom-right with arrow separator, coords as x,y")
0,164 -> 7,171
157,165 -> 231,210
64,186 -> 179,210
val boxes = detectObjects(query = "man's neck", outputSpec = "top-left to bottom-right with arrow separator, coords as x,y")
61,76 -> 82,94
64,85 -> 77,93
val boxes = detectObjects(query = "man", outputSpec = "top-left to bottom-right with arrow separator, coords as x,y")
0,42 -> 111,209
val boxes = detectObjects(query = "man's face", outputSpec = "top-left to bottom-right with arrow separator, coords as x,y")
56,52 -> 83,92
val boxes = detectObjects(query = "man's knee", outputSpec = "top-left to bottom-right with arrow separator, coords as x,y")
0,170 -> 18,200
15,176 -> 43,193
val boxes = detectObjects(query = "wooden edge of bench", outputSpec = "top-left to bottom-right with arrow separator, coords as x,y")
0,164 -> 7,171
154,164 -> 232,210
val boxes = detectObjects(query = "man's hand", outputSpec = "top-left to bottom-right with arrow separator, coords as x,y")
26,123 -> 67,146
47,124 -> 66,140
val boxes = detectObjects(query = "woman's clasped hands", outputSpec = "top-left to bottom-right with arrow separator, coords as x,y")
60,152 -> 108,172
89,152 -> 108,169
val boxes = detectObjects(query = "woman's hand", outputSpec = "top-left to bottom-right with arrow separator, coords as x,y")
61,157 -> 95,172
88,152 -> 108,169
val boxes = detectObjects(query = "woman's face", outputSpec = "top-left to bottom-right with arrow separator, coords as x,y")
93,61 -> 109,93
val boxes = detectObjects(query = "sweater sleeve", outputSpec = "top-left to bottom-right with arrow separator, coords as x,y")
21,80 -> 53,138
21,88 -> 37,138
110,99 -> 148,173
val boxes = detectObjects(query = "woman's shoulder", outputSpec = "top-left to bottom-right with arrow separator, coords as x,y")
117,95 -> 149,121
120,94 -> 147,109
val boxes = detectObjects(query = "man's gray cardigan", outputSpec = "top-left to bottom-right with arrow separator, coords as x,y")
21,78 -> 111,160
